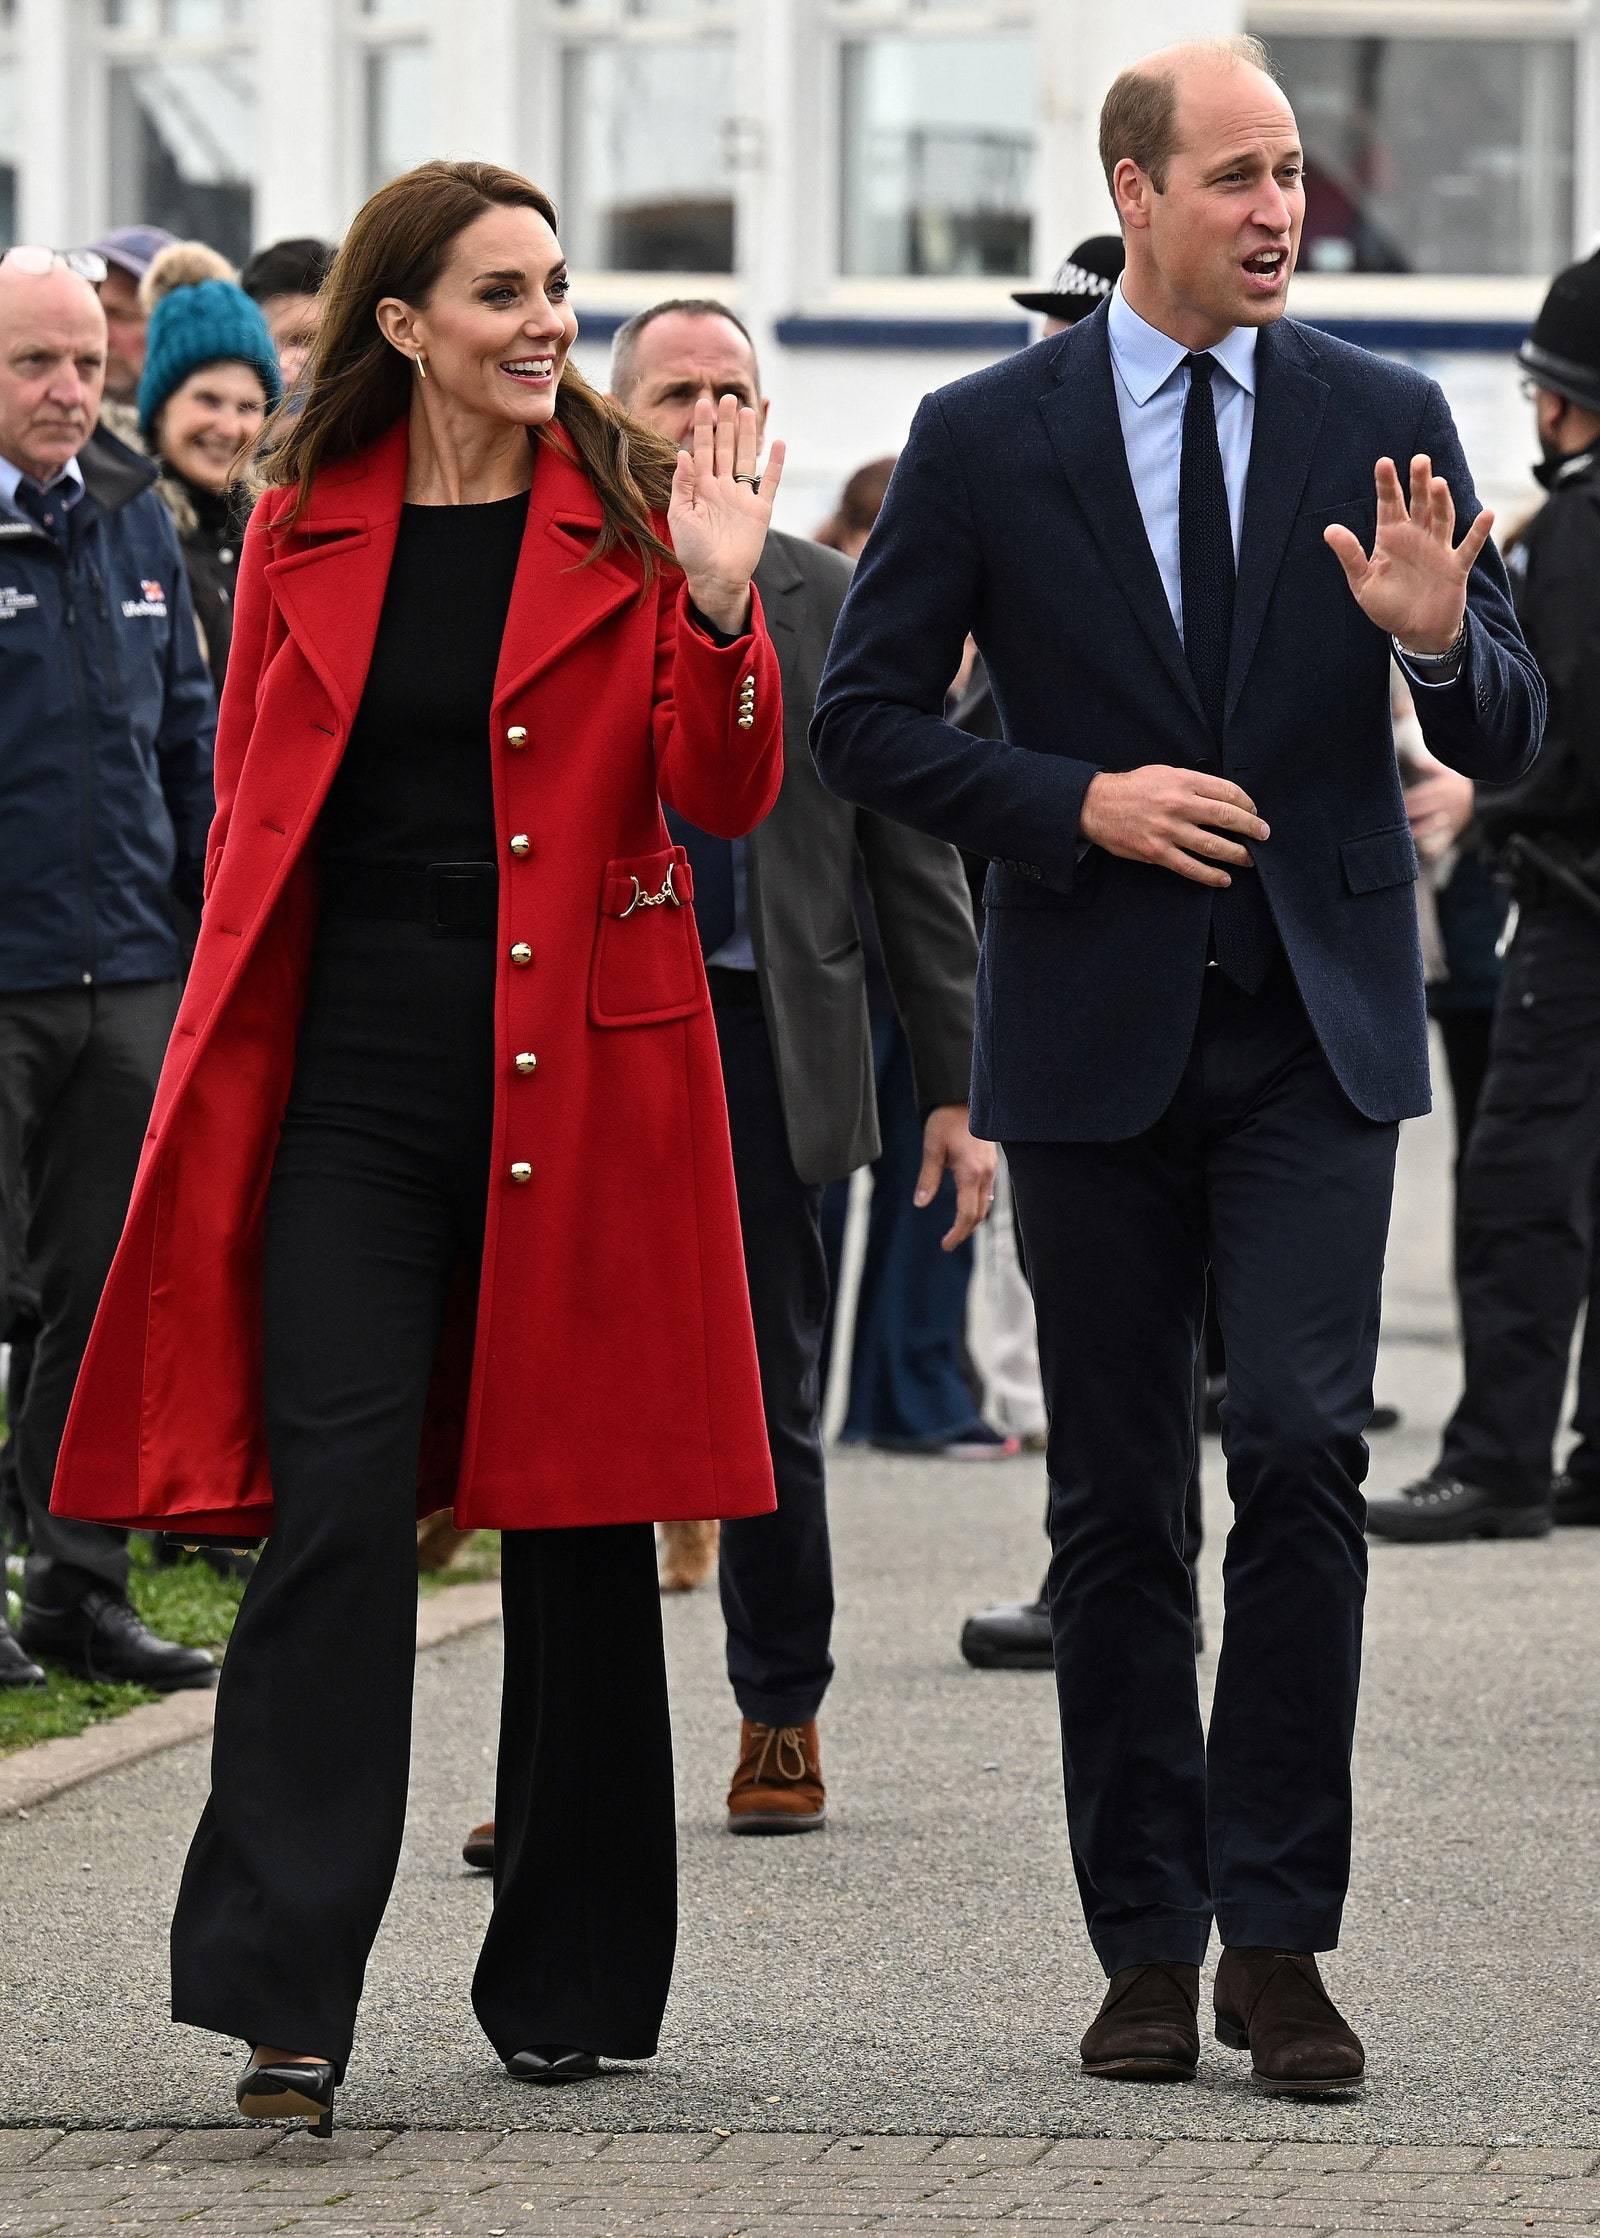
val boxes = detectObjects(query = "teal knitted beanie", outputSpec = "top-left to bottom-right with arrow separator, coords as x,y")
138,260 -> 283,439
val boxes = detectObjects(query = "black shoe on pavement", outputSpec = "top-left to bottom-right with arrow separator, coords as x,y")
0,1618 -> 46,1690
1365,1473 -> 1552,1544
1552,1472 -> 1600,1527
961,1586 -> 1053,1670
18,1587 -> 217,1690
961,1582 -> 1204,1666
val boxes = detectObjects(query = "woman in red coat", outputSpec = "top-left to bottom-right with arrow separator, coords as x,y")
51,159 -> 785,2127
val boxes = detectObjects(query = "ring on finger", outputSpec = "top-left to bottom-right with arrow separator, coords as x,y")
733,470 -> 761,491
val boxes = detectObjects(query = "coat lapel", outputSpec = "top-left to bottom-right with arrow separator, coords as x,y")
492,436 -> 644,711
261,420 -> 406,734
1036,308 -> 1206,729
1226,319 -> 1330,719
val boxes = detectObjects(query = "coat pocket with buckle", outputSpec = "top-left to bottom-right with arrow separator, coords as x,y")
588,845 -> 707,1026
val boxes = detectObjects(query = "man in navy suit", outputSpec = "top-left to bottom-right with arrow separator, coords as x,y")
813,36 -> 1542,2093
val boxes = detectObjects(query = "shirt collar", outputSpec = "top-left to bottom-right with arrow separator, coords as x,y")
1107,280 -> 1258,406
0,452 -> 87,520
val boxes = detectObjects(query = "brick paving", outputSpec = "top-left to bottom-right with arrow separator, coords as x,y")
4,2130 -> 1600,2237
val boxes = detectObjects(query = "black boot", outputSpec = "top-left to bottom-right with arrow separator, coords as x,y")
960,1582 -> 1053,1669
19,1586 -> 217,1690
0,1616 -> 45,1690
1365,1472 -> 1552,1543
1552,1471 -> 1600,1527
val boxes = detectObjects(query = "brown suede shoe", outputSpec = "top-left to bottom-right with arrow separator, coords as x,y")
1214,1947 -> 1365,2094
658,1518 -> 720,1592
462,1818 -> 495,1873
1080,1963 -> 1200,2080
726,1719 -> 827,1834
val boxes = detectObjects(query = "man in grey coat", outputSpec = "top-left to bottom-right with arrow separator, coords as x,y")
619,302 -> 990,1830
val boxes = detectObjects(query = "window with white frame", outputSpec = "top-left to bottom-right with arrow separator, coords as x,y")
1261,31 -> 1576,276
826,2 -> 1035,280
100,0 -> 256,265
553,0 -> 738,273
356,0 -> 433,198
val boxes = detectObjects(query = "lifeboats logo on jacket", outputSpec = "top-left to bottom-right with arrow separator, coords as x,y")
122,577 -> 169,620
0,585 -> 41,622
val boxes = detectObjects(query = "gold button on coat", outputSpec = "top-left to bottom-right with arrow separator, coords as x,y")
509,1161 -> 532,1184
514,1052 -> 538,1075
510,941 -> 532,966
509,833 -> 531,857
506,725 -> 528,747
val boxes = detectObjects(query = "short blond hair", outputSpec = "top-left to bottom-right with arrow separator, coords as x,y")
1098,36 -> 1276,198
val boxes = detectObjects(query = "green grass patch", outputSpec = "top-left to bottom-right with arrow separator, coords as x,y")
2,1525 -> 499,1759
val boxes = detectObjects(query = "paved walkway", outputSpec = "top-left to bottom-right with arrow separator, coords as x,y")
6,2129 -> 1600,2236
2,1098 -> 1599,2232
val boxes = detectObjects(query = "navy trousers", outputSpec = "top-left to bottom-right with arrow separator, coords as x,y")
711,975 -> 836,1727
1006,958 -> 1397,1974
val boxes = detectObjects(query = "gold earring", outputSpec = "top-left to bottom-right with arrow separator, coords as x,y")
415,351 -> 428,382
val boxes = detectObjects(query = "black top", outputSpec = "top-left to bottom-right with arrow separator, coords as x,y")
319,489 -> 529,867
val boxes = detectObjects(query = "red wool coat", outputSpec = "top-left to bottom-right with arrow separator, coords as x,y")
52,420 -> 783,1537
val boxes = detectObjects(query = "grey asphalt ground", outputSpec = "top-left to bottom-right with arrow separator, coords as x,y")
2,1094 -> 1598,2148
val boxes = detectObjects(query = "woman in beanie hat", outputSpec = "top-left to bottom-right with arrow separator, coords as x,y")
138,242 -> 283,691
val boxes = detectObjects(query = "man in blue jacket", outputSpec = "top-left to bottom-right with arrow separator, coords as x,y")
813,38 -> 1542,2091
0,251 -> 217,1693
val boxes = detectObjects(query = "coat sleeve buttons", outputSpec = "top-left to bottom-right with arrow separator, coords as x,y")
509,1161 -> 532,1185
506,725 -> 528,747
510,942 -> 532,966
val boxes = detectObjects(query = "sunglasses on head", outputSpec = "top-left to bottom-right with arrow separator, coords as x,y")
1,247 -> 111,285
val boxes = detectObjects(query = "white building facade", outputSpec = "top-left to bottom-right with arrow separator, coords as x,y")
4,0 -> 1597,524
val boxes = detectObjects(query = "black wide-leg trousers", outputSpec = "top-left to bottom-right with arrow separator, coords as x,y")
170,919 -> 676,2072
1007,960 -> 1397,1976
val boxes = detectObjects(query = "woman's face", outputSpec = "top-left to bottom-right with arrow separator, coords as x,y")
157,361 -> 268,492
389,204 -> 578,431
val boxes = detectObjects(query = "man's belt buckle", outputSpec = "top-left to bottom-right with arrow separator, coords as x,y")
621,862 -> 680,917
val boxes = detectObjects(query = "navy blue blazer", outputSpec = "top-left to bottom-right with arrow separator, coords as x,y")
811,305 -> 1544,1142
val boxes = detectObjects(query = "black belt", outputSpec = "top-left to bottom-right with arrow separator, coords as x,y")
320,859 -> 498,936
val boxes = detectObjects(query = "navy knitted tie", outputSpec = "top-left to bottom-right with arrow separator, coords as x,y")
1180,352 -> 1274,992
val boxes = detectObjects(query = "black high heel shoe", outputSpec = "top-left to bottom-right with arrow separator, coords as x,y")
236,2053 -> 337,2137
505,2045 -> 600,2084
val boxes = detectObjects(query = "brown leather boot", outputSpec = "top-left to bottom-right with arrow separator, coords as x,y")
462,1818 -> 495,1872
1079,1963 -> 1200,2080
726,1719 -> 827,1834
1214,1947 -> 1365,2094
658,1518 -> 720,1592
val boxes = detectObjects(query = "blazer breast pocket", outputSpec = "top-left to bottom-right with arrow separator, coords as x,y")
1341,824 -> 1420,895
588,846 -> 708,1027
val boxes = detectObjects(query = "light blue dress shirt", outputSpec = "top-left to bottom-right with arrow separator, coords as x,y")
1102,283 -> 1461,690
1105,280 -> 1257,649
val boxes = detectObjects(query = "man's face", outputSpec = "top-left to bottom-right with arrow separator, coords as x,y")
98,263 -> 147,402
260,289 -> 324,391
1117,60 -> 1305,344
613,311 -> 767,448
0,270 -> 108,480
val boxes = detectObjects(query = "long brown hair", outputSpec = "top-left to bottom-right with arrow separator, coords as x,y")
261,159 -> 678,579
